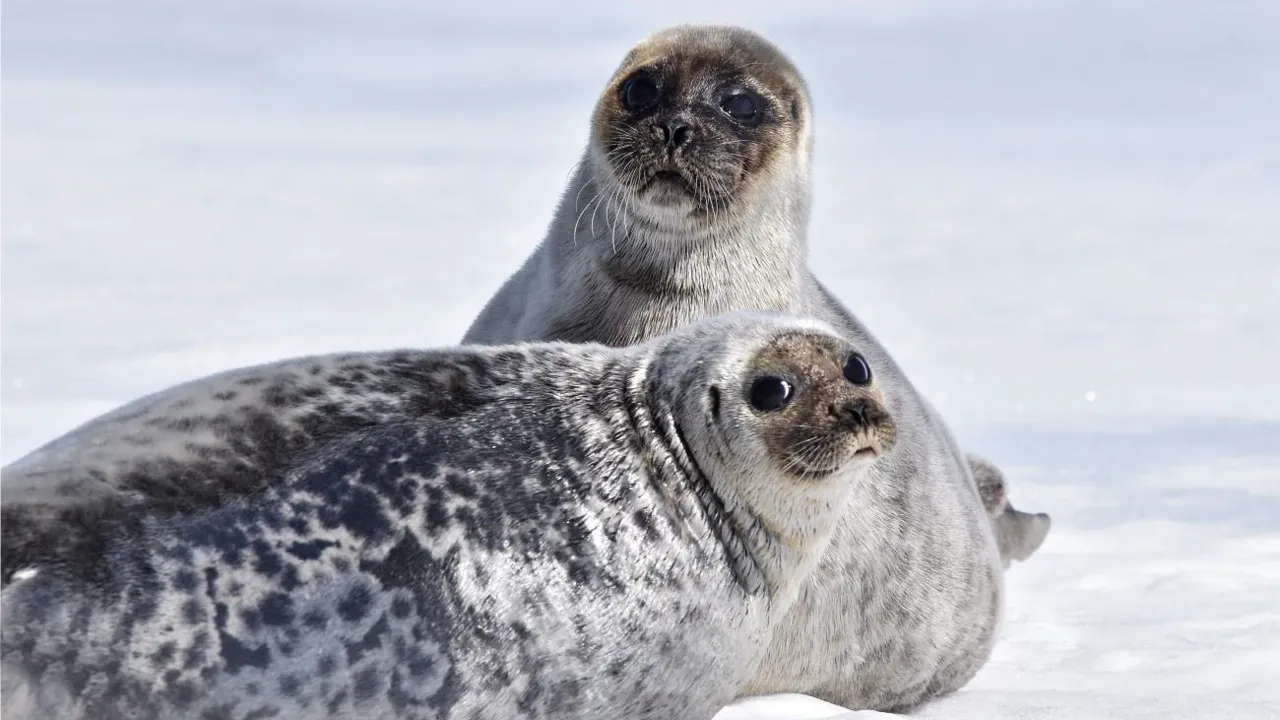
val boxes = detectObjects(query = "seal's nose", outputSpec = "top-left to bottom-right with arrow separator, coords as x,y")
830,399 -> 874,431
656,119 -> 693,150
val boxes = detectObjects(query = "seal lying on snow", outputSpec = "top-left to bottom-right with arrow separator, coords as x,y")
1,311 -> 896,720
461,23 -> 1051,711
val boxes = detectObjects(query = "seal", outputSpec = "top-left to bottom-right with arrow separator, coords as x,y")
1,311 -> 897,720
968,454 -> 1052,569
460,23 -> 1052,711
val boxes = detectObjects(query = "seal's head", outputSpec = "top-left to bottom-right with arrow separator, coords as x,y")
651,312 -> 895,556
731,330 -> 895,480
589,25 -> 812,226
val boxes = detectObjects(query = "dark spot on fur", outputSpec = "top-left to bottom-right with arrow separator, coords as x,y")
336,486 -> 389,541
243,706 -> 280,720
317,655 -> 337,676
182,598 -> 204,626
168,680 -> 198,708
426,499 -> 450,527
210,568 -> 270,674
279,674 -> 301,697
337,584 -> 373,623
327,689 -> 348,715
353,666 -> 380,702
241,608 -> 262,633
279,564 -> 300,592
173,569 -> 199,592
345,614 -> 388,665
252,540 -> 283,576
443,471 -> 476,499
201,703 -> 236,720
632,509 -> 658,540
362,533 -> 429,592
188,520 -> 249,568
183,632 -> 210,669
212,390 -> 237,402
262,383 -> 290,407
219,628 -> 270,674
391,596 -> 412,619
304,609 -> 328,629
152,642 -> 177,666
286,538 -> 335,560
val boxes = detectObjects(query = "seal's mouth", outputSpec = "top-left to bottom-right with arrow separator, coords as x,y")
651,170 -> 685,185
598,138 -> 739,215
787,444 -> 882,481
639,169 -> 696,205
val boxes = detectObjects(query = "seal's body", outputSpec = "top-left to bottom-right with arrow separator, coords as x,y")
2,312 -> 896,720
462,24 -> 1050,711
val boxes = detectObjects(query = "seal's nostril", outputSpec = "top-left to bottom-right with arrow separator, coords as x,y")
842,400 -> 869,428
658,120 -> 692,149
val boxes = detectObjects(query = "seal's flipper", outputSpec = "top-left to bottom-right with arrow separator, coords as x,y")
966,453 -> 1009,518
967,453 -> 1052,567
994,507 -> 1052,567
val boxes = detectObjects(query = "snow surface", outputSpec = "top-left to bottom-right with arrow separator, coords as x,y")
3,1 -> 1278,718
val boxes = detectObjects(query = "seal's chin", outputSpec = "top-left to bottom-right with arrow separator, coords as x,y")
638,170 -> 699,209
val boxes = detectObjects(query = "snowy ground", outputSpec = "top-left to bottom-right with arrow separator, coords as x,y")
3,1 -> 1278,718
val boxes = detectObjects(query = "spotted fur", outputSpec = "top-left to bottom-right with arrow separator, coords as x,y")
1,312 -> 890,720
461,24 -> 1053,712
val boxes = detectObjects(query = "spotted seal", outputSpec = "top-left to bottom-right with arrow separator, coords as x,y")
460,23 -> 1051,711
1,311 -> 896,720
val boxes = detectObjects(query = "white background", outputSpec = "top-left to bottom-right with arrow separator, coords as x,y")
3,1 -> 1278,717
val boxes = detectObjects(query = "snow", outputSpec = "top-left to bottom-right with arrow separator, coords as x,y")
2,1 -> 1278,717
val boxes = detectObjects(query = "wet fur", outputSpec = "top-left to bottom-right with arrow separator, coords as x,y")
462,24 -> 1052,711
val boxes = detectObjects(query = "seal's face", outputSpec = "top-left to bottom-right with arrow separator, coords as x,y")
591,26 -> 809,220
716,331 -> 897,482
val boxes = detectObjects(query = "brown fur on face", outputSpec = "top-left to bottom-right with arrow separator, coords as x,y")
590,25 -> 810,219
741,333 -> 896,480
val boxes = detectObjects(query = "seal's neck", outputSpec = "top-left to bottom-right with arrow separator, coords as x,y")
549,157 -> 809,313
610,352 -> 808,606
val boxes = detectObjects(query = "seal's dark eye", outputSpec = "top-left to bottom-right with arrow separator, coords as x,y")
622,75 -> 659,111
720,92 -> 761,122
843,353 -> 872,386
749,376 -> 794,412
